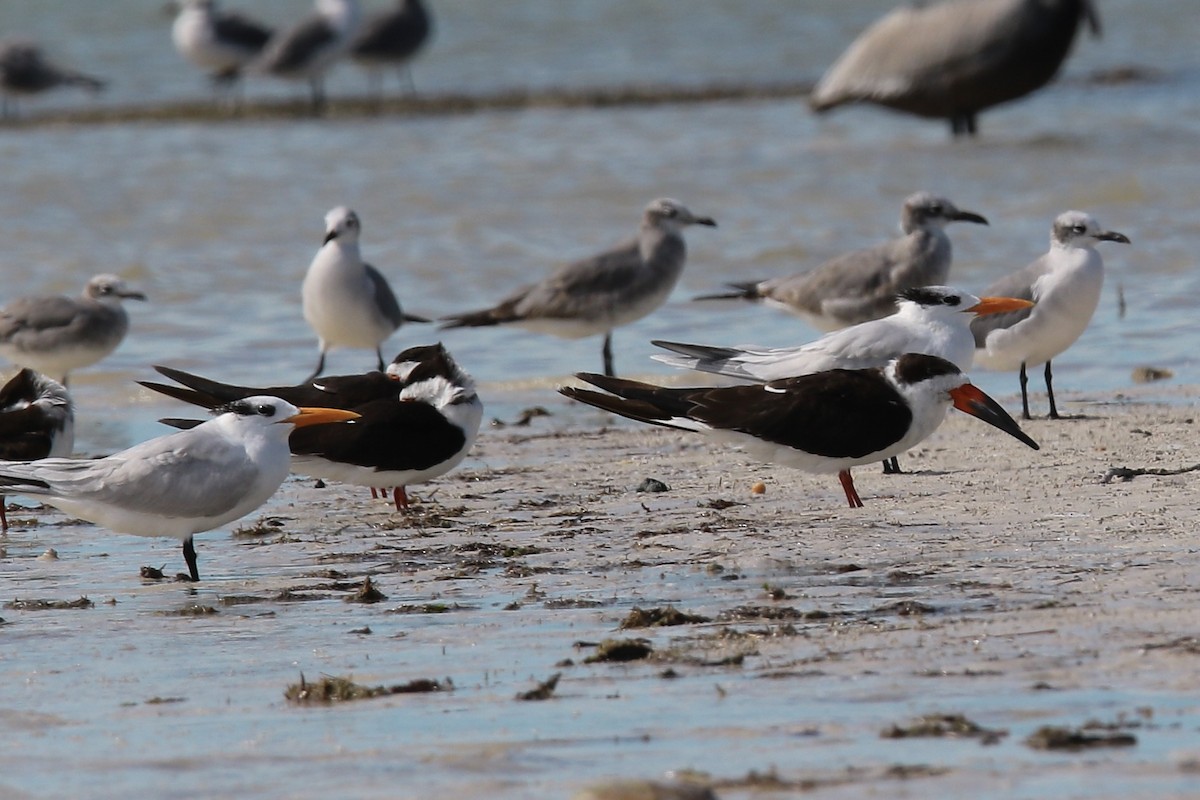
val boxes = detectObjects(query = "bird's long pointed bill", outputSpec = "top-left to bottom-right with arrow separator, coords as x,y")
950,384 -> 1039,450
285,407 -> 361,427
967,296 -> 1035,316
953,211 -> 988,225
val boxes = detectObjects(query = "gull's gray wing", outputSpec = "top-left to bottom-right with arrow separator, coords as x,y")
970,257 -> 1045,346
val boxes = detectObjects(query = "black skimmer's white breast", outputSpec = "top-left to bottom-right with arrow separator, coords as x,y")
809,0 -> 1102,137
695,193 -> 986,332
972,211 -> 1130,419
561,353 -> 1038,508
440,198 -> 716,377
0,369 -> 73,531
301,206 -> 428,381
0,398 -> 357,582
0,274 -> 146,384
140,343 -> 482,512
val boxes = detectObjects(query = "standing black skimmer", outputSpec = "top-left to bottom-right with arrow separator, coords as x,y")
0,369 -> 74,531
560,353 -> 1038,508
0,39 -> 106,120
695,193 -> 987,331
654,285 -> 1033,474
172,0 -> 273,103
0,398 -> 357,582
350,0 -> 432,101
301,206 -> 428,381
809,0 -> 1102,137
440,198 -> 716,378
140,344 -> 482,512
972,211 -> 1130,419
0,274 -> 146,384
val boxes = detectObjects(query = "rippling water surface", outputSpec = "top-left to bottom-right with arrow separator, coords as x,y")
1,1 -> 1199,797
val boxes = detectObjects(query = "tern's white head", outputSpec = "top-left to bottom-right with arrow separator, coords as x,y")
897,285 -> 1034,321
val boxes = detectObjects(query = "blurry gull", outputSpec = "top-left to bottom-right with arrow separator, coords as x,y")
810,0 -> 1102,137
255,0 -> 362,113
654,285 -> 1033,473
0,397 -> 358,582
0,274 -> 146,384
302,206 -> 429,381
172,0 -> 272,102
140,343 -> 482,512
697,193 -> 986,332
972,210 -> 1129,419
0,369 -> 73,532
0,39 -> 106,120
351,0 -> 432,100
561,354 -> 1038,508
441,198 -> 717,377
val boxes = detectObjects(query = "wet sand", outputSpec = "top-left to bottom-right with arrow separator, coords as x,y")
3,386 -> 1200,798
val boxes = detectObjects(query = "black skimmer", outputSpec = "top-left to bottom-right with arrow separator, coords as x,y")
301,206 -> 429,381
972,211 -> 1130,419
0,274 -> 146,384
809,0 -> 1102,137
696,193 -> 987,330
0,398 -> 357,582
560,353 -> 1038,508
140,343 -> 482,512
0,369 -> 73,531
440,198 -> 716,378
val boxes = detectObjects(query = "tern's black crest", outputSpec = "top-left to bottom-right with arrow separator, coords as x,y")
217,399 -> 277,418
893,353 -> 961,386
899,287 -> 960,307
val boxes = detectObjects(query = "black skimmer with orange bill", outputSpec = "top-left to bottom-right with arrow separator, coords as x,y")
560,353 -> 1038,508
139,344 -> 482,512
0,369 -> 74,531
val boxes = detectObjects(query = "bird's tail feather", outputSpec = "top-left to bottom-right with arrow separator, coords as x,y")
692,281 -> 762,302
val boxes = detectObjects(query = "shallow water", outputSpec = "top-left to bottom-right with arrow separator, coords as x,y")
2,1 -> 1200,797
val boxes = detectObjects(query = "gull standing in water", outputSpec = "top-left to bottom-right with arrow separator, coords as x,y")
0,369 -> 73,532
172,0 -> 273,103
561,354 -> 1038,508
809,0 -> 1102,137
0,274 -> 146,384
301,206 -> 428,381
972,210 -> 1130,419
697,193 -> 986,332
441,198 -> 717,377
255,0 -> 362,113
0,397 -> 358,582
0,39 -> 105,120
351,0 -> 432,101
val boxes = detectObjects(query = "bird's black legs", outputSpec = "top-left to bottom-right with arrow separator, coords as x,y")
1045,360 -> 1059,419
375,346 -> 386,372
182,536 -> 200,582
306,351 -> 327,383
881,456 -> 902,474
602,333 -> 615,377
1019,362 -> 1031,420
949,114 -> 978,138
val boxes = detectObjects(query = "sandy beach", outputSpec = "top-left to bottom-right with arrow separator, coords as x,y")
3,383 -> 1200,798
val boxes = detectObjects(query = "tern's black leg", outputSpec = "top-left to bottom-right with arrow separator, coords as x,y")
375,346 -> 386,372
1,494 -> 8,532
881,456 -> 902,475
1045,360 -> 1059,419
182,536 -> 200,582
1019,362 -> 1031,420
309,77 -> 326,115
602,333 -> 615,378
306,351 -> 327,383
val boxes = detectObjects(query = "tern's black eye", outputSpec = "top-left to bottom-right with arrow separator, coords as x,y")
256,403 -> 275,417
944,294 -> 960,305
